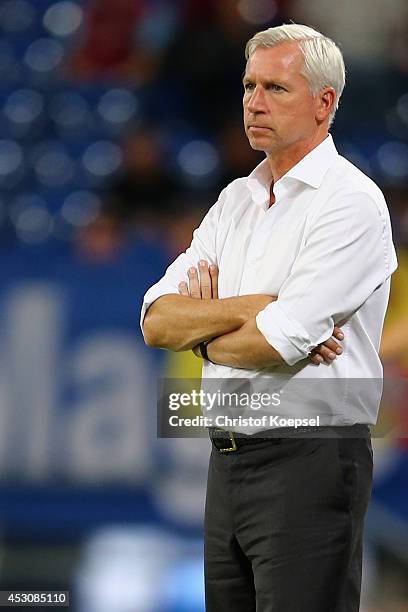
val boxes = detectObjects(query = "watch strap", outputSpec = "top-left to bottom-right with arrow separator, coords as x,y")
199,341 -> 212,362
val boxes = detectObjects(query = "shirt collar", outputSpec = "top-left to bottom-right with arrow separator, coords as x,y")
246,134 -> 339,204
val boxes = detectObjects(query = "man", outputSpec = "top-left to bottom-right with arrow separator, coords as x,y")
141,24 -> 397,612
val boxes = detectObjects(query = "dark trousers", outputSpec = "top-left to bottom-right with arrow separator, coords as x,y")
204,433 -> 373,612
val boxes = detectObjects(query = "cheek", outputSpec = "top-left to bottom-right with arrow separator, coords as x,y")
285,100 -> 314,125
272,98 -> 297,119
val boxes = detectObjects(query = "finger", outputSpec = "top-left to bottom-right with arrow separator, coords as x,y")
309,352 -> 323,365
209,264 -> 219,299
188,267 -> 201,298
319,337 -> 343,355
198,260 -> 212,299
333,326 -> 344,340
178,281 -> 189,296
315,344 -> 337,363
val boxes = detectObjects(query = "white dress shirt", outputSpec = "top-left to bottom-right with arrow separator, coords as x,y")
141,135 -> 398,431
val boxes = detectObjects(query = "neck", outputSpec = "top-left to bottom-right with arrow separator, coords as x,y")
267,131 -> 329,183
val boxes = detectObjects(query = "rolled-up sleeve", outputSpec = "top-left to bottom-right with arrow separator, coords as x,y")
139,191 -> 224,336
256,191 -> 397,366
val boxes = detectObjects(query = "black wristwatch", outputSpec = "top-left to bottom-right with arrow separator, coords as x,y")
199,340 -> 212,363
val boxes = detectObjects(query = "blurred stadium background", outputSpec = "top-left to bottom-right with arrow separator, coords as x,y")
0,0 -> 406,610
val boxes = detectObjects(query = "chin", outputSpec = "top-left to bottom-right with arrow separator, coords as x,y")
248,137 -> 271,151
249,143 -> 266,152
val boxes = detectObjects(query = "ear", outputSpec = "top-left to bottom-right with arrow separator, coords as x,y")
315,87 -> 336,123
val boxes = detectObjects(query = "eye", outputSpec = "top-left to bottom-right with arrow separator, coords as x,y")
243,82 -> 255,92
270,84 -> 283,92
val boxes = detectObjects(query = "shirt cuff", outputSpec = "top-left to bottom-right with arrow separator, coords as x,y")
140,286 -> 179,338
256,302 -> 315,366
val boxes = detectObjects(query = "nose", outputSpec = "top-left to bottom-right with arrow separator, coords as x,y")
246,85 -> 267,114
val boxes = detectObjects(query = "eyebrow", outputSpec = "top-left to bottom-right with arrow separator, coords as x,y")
242,75 -> 288,88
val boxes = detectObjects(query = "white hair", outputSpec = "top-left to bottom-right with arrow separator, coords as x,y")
245,23 -> 345,127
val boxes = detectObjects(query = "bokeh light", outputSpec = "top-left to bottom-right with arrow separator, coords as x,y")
4,89 -> 44,137
10,193 -> 52,244
24,38 -> 64,75
237,0 -> 278,25
82,141 -> 123,180
377,141 -> 408,180
49,91 -> 92,134
43,1 -> 83,39
177,140 -> 220,187
0,140 -> 25,187
0,0 -> 36,34
30,141 -> 75,188
61,190 -> 101,228
97,89 -> 139,133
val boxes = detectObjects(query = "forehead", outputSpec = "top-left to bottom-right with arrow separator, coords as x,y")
244,42 -> 304,80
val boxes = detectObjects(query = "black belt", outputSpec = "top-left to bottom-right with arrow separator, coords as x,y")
209,425 -> 371,453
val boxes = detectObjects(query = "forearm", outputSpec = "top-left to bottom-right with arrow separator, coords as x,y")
143,294 -> 275,351
206,318 -> 284,369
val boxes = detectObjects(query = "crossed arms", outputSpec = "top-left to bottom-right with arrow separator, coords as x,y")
142,188 -> 393,370
143,260 -> 343,369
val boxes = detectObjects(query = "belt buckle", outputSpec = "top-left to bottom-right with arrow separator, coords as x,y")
219,431 -> 238,453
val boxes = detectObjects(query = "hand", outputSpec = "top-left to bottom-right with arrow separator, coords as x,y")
178,260 -> 219,359
178,260 -> 219,299
178,262 -> 275,315
309,326 -> 344,365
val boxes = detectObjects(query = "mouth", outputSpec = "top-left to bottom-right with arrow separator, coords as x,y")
248,126 -> 272,133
